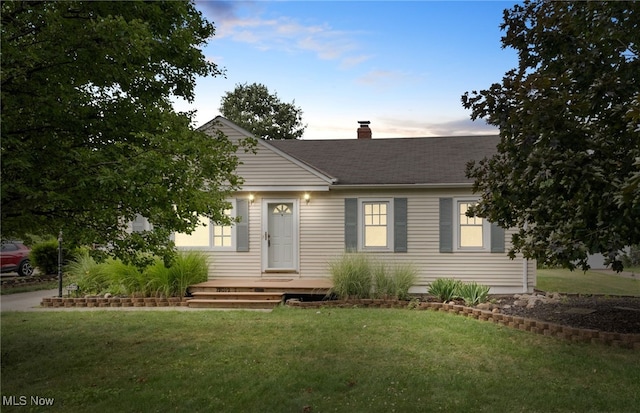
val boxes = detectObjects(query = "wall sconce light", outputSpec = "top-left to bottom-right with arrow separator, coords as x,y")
303,193 -> 310,205
249,194 -> 255,205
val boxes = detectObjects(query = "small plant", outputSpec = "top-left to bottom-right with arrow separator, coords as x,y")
329,253 -> 372,299
428,278 -> 462,302
144,259 -> 172,298
457,281 -> 490,306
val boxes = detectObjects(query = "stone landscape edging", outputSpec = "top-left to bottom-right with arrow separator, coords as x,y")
41,296 -> 189,308
286,299 -> 640,350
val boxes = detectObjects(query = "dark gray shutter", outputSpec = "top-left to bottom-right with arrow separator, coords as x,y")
344,198 -> 358,252
236,199 -> 249,252
439,198 -> 453,253
394,198 -> 408,253
490,222 -> 505,253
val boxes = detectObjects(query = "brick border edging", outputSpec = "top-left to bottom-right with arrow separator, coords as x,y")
286,299 -> 640,350
40,297 -> 189,308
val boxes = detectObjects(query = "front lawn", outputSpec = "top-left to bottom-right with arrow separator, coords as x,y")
537,268 -> 640,296
1,309 -> 638,412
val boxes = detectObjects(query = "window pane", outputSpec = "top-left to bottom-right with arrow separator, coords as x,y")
365,226 -> 387,247
460,226 -> 483,247
175,216 -> 210,247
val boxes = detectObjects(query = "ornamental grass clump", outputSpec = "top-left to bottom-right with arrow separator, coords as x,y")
457,281 -> 490,306
169,251 -> 208,297
428,278 -> 463,302
329,253 -> 372,299
392,263 -> 417,301
65,251 -> 110,294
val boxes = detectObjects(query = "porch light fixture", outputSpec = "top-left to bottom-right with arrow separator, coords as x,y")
304,193 -> 310,205
249,194 -> 255,205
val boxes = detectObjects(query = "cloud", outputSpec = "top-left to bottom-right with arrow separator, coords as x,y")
377,117 -> 498,137
196,2 -> 371,67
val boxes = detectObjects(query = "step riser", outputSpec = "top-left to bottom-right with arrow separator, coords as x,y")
188,301 -> 280,309
190,293 -> 283,301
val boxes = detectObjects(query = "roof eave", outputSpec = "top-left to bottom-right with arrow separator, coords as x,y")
329,182 -> 474,190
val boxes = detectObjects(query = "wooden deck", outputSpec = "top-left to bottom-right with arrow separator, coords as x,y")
186,278 -> 333,309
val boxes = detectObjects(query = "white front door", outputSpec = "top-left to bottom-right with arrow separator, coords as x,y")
264,201 -> 297,271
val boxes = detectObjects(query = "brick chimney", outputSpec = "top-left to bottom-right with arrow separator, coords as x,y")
357,121 -> 372,139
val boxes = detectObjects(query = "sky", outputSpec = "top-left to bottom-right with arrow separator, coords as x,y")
174,1 -> 520,140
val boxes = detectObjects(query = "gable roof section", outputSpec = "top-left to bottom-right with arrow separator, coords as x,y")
268,135 -> 499,186
200,117 -> 335,188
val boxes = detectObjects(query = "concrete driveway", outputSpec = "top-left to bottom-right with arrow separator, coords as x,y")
1,289 -> 59,312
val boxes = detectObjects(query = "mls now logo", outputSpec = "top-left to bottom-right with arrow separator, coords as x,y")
2,395 -> 55,406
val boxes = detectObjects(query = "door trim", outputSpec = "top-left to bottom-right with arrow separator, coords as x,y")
261,198 -> 299,273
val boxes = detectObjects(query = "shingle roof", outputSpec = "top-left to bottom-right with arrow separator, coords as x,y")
268,135 -> 499,185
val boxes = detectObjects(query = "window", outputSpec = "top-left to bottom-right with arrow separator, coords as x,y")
213,207 -> 233,248
173,200 -> 236,250
360,199 -> 393,251
454,200 -> 489,251
174,215 -> 211,248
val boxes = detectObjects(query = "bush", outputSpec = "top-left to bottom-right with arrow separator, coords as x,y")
65,251 -> 110,294
457,281 -> 490,306
428,278 -> 462,302
329,253 -> 372,299
31,239 -> 62,275
169,251 -> 208,297
392,263 -> 417,301
372,261 -> 394,299
64,250 -> 208,297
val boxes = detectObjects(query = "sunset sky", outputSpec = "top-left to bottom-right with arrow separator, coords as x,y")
174,1 -> 520,139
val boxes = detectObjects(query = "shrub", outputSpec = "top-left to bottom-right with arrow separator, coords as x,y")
104,259 -> 144,296
428,278 -> 462,302
329,253 -> 372,299
144,259 -> 172,298
169,251 -> 208,297
392,263 -> 417,301
372,261 -> 394,299
65,251 -> 110,294
30,240 -> 62,275
457,281 -> 490,306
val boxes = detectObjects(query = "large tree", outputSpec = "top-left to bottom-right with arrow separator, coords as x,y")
462,0 -> 639,272
1,1 -> 248,262
220,82 -> 306,140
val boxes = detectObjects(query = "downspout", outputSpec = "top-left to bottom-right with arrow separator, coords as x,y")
521,221 -> 529,293
522,257 -> 529,293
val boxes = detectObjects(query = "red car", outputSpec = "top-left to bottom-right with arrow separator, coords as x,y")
1,241 -> 34,276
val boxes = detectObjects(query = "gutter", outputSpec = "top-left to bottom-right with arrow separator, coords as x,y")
328,182 -> 474,190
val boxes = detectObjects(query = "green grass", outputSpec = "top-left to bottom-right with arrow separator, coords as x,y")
537,268 -> 640,296
2,309 -> 639,412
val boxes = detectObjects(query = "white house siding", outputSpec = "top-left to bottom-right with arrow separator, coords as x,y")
204,187 -> 535,294
201,120 -> 330,188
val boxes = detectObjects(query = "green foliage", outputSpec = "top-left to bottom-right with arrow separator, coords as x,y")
30,240 -> 62,275
622,245 -> 640,268
457,281 -> 490,306
65,250 -> 208,297
169,251 -> 208,297
220,82 -> 306,140
461,1 -> 640,272
428,278 -> 463,302
66,251 -> 110,294
1,1 -> 247,263
330,254 -> 417,300
392,263 -> 418,301
329,253 -> 373,299
428,278 -> 490,305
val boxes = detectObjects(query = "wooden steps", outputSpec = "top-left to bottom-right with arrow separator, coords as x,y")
185,278 -> 332,309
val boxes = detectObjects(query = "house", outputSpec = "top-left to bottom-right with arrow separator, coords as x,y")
175,116 -> 535,294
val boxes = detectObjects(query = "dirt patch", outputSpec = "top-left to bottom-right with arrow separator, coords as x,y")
497,294 -> 640,335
